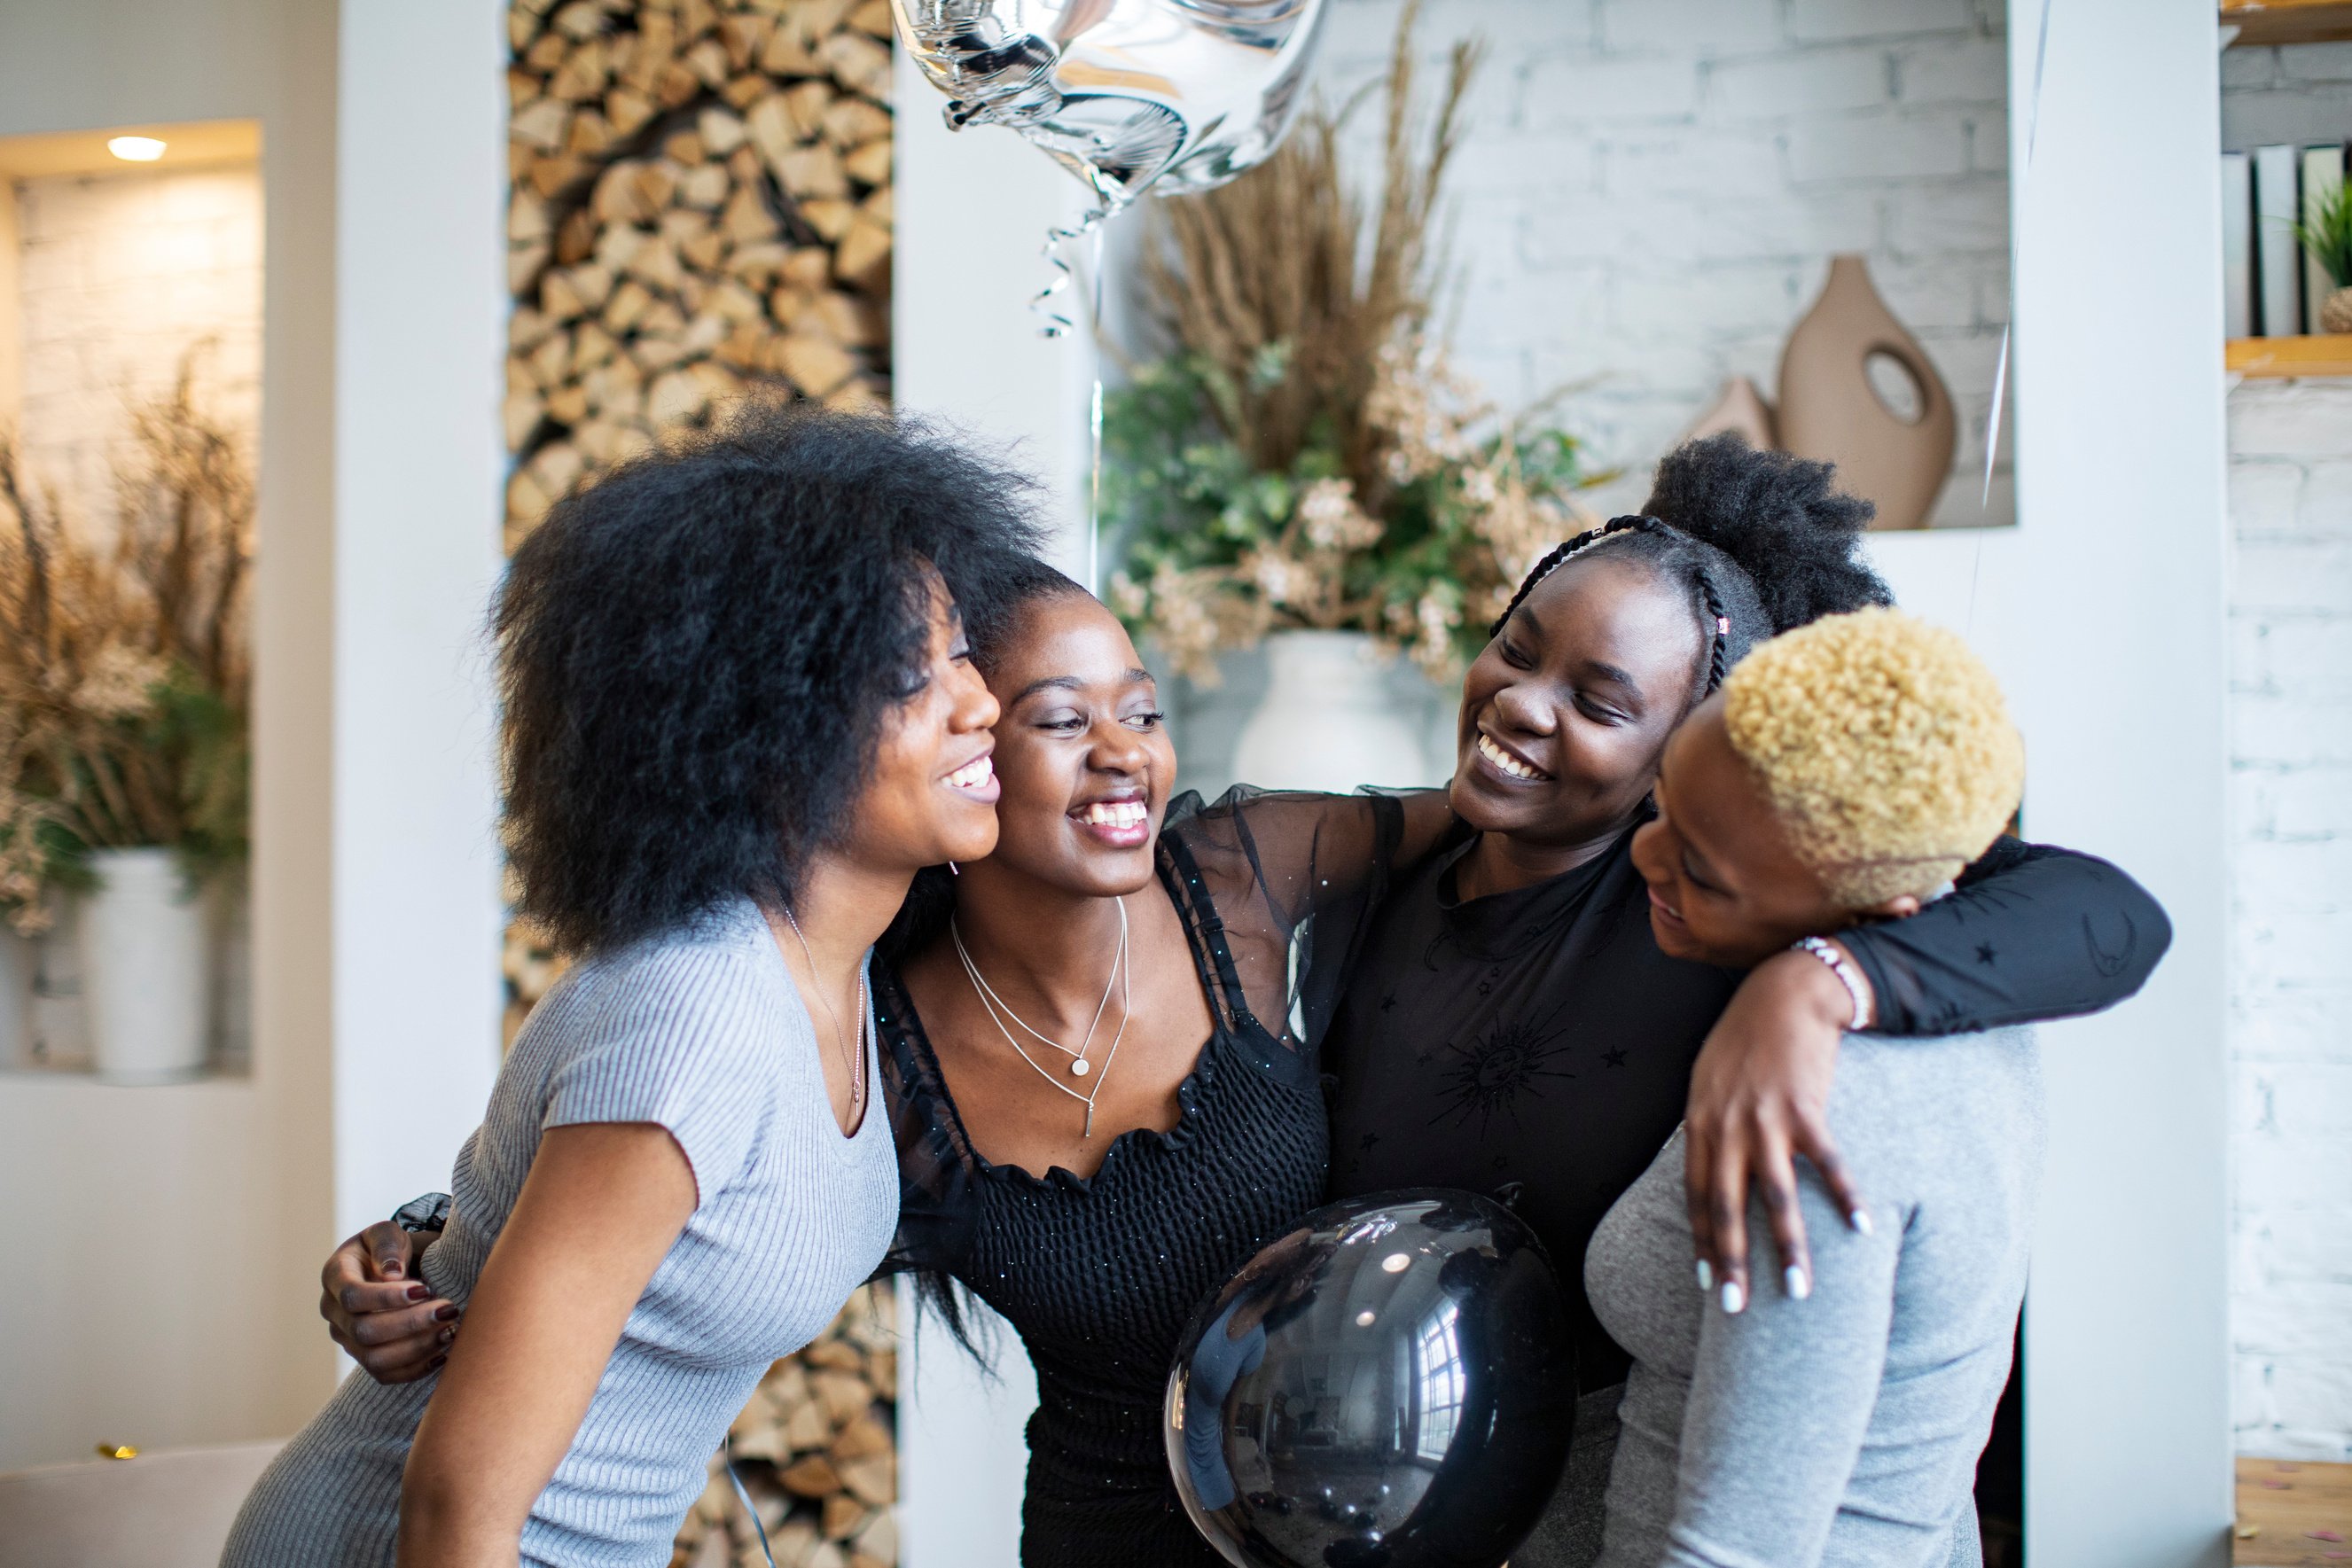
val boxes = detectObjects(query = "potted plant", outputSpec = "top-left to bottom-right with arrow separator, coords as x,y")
2294,176 -> 2352,335
1107,4 -> 1603,791
0,363 -> 253,1081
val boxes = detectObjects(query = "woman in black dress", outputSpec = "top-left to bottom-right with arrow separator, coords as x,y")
1319,438 -> 2169,1562
871,560 -> 1451,1567
322,440 -> 2165,1568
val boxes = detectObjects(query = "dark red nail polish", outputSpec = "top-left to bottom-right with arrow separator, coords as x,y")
406,1283 -> 429,1301
433,1304 -> 459,1322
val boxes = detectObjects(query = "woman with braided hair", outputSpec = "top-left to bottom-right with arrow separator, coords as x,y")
1319,434 -> 2168,1564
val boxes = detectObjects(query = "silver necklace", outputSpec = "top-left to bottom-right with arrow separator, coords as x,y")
952,900 -> 1122,1073
952,898 -> 1131,1137
781,906 -> 867,1127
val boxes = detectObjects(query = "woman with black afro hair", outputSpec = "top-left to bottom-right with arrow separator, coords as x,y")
1321,433 -> 2169,1564
225,403 -> 1041,1568
321,434 -> 2166,1568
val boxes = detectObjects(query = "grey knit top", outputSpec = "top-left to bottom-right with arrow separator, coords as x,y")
223,899 -> 899,1568
1586,1027 -> 2042,1568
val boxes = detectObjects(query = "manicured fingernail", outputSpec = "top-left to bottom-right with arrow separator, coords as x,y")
1721,1281 -> 1745,1314
405,1283 -> 429,1301
1785,1264 -> 1810,1301
382,1261 -> 403,1279
1850,1209 -> 1874,1236
439,1325 -> 457,1345
433,1304 -> 459,1322
1695,1260 -> 1715,1292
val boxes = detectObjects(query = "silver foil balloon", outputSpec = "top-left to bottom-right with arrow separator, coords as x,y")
889,0 -> 1330,216
1165,1190 -> 1578,1568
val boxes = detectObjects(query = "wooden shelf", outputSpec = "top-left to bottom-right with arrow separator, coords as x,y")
2221,0 -> 2352,47
2228,335 -> 2352,377
2234,1455 -> 2352,1564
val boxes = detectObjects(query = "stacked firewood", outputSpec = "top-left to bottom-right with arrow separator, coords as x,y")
670,1284 -> 901,1568
504,0 -> 895,550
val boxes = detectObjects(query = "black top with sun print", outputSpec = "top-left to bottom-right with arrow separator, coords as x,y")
1322,807 -> 2169,1392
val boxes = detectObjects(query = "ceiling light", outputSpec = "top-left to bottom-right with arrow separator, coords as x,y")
107,137 -> 166,162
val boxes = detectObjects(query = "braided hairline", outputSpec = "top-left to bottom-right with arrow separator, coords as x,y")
1489,514 -> 1735,698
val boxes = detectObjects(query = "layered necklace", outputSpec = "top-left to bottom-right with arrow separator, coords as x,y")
951,897 -> 1130,1138
781,907 -> 867,1129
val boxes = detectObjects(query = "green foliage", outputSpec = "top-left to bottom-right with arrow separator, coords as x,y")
1106,351 -> 1602,682
2293,177 -> 2352,290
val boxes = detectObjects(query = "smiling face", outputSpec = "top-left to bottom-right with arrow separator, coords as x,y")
979,591 -> 1175,899
1449,550 -> 1706,852
838,581 -> 1004,874
1630,697 -> 1877,967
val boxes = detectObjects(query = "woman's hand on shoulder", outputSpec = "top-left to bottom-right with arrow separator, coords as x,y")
320,1222 -> 457,1383
1683,948 -> 1872,1314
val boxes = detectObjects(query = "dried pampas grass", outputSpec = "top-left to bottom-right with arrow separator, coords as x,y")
0,354 -> 254,931
1144,0 -> 1480,523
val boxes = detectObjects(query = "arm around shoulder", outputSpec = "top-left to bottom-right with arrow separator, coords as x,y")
1839,838 -> 2172,1035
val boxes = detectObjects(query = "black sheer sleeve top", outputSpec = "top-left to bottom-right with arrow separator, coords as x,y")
873,788 -> 1414,1568
1322,809 -> 2169,1392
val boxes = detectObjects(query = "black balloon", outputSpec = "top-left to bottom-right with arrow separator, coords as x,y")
1164,1190 -> 1577,1568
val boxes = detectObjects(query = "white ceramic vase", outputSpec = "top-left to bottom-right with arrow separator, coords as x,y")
80,847 -> 212,1084
1229,630 -> 1438,792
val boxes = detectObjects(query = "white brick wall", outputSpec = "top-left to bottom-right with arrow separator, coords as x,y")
12,165 -> 262,525
2223,42 -> 2352,155
1317,0 -> 2011,526
2228,378 -> 2352,1463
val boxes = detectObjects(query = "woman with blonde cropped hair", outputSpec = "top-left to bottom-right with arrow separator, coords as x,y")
1596,608 -> 2077,1568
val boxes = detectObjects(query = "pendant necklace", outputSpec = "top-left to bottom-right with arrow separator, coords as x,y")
952,897 -> 1130,1137
782,906 -> 867,1127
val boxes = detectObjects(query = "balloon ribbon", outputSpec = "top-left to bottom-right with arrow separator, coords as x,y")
1034,208 -> 1113,593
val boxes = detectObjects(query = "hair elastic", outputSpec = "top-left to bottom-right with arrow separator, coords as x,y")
1492,516 -> 1736,696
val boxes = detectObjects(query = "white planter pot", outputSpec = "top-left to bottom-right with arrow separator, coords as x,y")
1229,630 -> 1440,793
79,848 -> 212,1084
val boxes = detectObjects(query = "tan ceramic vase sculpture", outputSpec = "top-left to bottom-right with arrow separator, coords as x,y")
1684,376 -> 1779,451
1776,254 -> 1957,531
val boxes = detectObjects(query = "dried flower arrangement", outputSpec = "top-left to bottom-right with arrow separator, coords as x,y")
0,359 -> 254,933
1106,2 -> 1605,683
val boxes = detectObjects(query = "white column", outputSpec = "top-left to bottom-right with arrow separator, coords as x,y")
890,45 -> 1098,578
889,41 -> 1100,1566
331,0 -> 508,1239
2006,2 -> 2231,1562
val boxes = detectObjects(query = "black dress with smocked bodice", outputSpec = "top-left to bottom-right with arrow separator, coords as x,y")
874,790 -> 1408,1568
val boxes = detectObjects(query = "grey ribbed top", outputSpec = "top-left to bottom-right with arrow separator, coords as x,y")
223,899 -> 899,1568
1587,1027 -> 2043,1568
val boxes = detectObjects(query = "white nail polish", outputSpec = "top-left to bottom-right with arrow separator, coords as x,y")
1851,1208 -> 1874,1236
1721,1281 -> 1745,1314
1696,1260 -> 1714,1292
1785,1264 -> 1810,1301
